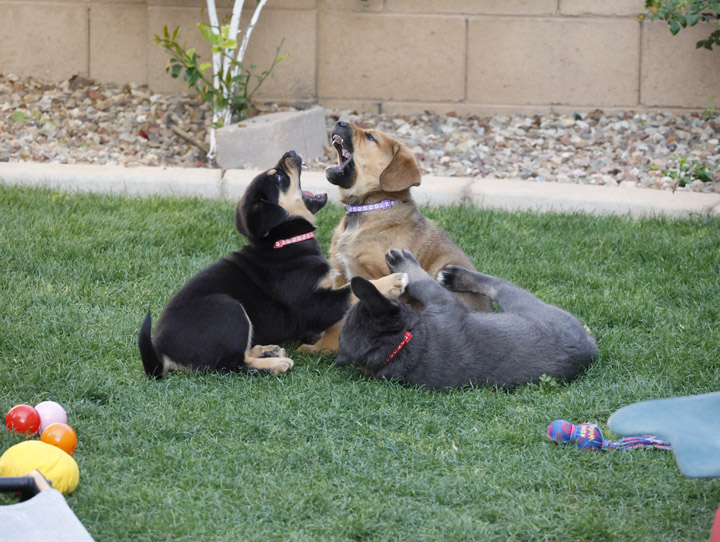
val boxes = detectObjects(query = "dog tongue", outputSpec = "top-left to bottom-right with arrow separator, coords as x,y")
303,190 -> 315,197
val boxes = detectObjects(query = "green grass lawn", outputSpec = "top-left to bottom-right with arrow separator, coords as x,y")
1,184 -> 719,541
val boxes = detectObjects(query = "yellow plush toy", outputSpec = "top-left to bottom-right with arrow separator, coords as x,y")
0,440 -> 79,494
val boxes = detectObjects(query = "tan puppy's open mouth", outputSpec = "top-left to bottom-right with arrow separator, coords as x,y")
326,123 -> 356,188
333,134 -> 353,163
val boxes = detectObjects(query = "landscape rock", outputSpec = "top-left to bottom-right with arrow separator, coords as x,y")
0,75 -> 718,193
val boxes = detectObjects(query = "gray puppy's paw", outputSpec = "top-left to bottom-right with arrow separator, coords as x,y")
437,265 -> 479,293
385,248 -> 420,273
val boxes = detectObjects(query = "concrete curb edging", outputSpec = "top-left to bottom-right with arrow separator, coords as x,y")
1,162 -> 719,218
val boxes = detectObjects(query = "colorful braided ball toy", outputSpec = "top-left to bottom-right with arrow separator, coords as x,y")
547,420 -> 671,451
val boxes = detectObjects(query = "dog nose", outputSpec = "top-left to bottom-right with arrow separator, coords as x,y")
337,121 -> 348,128
287,150 -> 297,157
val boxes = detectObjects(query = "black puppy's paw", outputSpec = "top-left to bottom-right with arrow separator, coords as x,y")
385,248 -> 420,273
437,265 -> 479,293
249,345 -> 287,358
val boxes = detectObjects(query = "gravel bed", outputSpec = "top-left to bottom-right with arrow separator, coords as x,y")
1,74 -> 718,193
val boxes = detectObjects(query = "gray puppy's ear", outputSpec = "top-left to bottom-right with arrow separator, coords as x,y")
351,277 -> 399,317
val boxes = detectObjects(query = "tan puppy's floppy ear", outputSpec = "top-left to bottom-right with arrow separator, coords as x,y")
379,142 -> 421,192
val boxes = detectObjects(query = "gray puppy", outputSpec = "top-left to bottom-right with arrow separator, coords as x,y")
337,249 -> 597,390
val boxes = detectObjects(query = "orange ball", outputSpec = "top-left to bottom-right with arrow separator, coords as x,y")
40,423 -> 77,455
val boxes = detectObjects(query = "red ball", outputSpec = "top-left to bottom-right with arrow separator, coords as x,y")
5,404 -> 41,436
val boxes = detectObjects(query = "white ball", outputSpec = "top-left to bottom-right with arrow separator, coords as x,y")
34,401 -> 68,433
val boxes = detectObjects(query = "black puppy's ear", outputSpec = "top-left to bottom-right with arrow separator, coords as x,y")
236,198 -> 288,238
351,277 -> 400,317
254,199 -> 288,236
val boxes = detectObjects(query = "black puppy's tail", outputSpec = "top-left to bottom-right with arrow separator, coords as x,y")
139,311 -> 164,379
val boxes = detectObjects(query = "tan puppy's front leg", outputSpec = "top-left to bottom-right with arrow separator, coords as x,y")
299,272 -> 408,354
299,320 -> 342,354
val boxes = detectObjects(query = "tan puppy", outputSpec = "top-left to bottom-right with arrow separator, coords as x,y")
299,121 -> 491,354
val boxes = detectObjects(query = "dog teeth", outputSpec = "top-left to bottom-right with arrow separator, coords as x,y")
332,134 -> 351,161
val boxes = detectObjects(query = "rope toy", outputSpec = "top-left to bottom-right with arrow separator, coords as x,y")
547,420 -> 672,451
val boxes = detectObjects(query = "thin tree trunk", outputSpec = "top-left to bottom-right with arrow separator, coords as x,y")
230,0 -> 268,98
205,0 -> 223,162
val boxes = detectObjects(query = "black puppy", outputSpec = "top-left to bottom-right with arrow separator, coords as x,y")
338,249 -> 597,390
139,151 -> 406,379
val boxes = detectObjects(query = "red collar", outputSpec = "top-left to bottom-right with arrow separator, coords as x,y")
383,331 -> 413,366
273,231 -> 315,249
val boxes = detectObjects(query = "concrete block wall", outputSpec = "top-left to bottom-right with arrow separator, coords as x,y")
0,0 -> 718,115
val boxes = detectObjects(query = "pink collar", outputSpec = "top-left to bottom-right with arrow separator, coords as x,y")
273,231 -> 315,249
383,331 -> 413,366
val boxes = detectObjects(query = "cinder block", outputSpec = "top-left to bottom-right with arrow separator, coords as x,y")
380,101 -> 557,117
4,0 -> 91,3
319,98 -> 382,114
641,21 -> 720,108
382,100 -> 661,117
90,0 -> 146,4
559,0 -> 639,16
240,8 -> 317,102
319,0 -> 384,11
386,0 -> 557,15
148,0 -> 316,7
0,4 -> 88,80
216,107 -> 329,169
267,0 -> 317,8
318,12 -> 466,102
2,0 -> 88,3
148,0 -> 216,7
90,4 -> 148,85
322,98 -> 583,120
467,17 -> 639,107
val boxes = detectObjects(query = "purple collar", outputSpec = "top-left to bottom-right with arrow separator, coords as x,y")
346,200 -> 400,213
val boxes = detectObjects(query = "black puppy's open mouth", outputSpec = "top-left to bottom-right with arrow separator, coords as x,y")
277,150 -> 328,214
326,128 -> 356,188
302,188 -> 328,214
